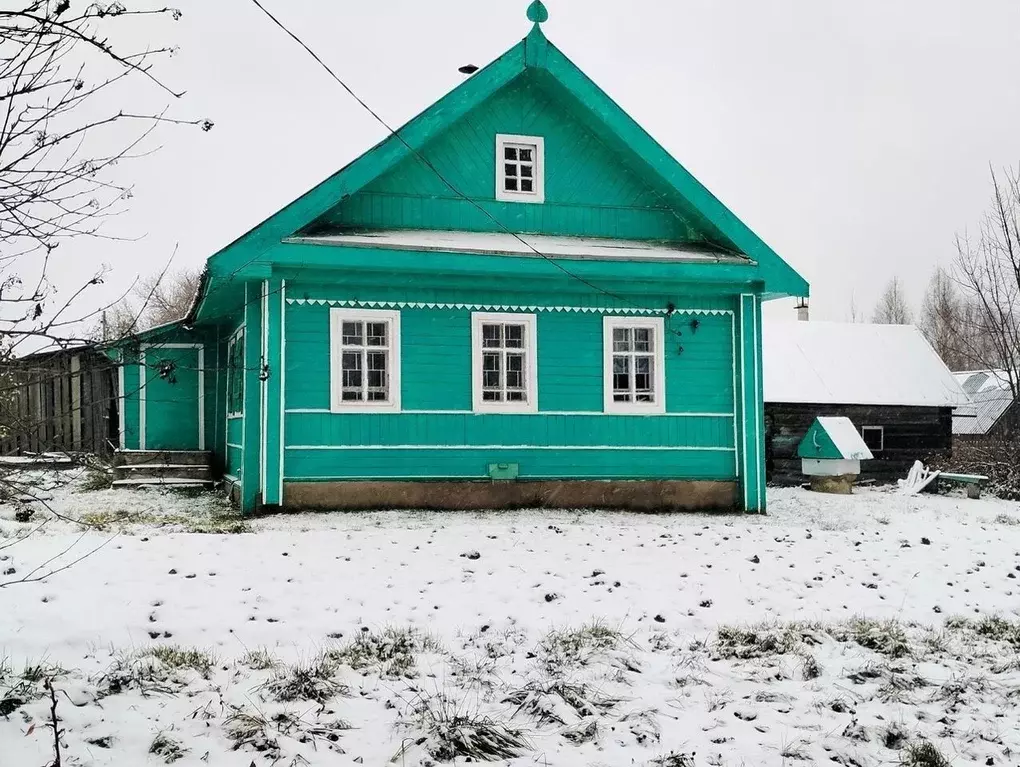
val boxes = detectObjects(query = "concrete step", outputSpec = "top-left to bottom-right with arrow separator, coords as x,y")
112,464 -> 213,482
114,450 -> 212,467
112,477 -> 215,489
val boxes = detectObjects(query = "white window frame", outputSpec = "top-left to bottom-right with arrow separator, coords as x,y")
495,134 -> 545,204
861,425 -> 884,453
329,308 -> 401,413
471,312 -> 538,413
226,326 -> 245,418
603,316 -> 667,415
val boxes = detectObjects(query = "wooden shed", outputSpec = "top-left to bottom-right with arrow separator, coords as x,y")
0,346 -> 118,457
763,321 -> 969,484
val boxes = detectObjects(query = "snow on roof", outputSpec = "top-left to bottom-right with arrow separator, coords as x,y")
951,370 -> 1016,435
816,416 -> 874,460
287,230 -> 750,265
763,321 -> 970,408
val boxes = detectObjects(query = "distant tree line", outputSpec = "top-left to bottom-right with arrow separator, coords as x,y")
861,166 -> 1020,394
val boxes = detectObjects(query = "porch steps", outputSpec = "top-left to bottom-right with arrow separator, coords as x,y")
112,450 -> 215,489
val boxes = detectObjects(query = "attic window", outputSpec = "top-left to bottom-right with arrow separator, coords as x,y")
496,134 -> 545,204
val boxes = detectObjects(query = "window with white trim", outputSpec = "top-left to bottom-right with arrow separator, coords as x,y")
603,316 -> 666,414
472,312 -> 538,413
495,134 -> 545,203
329,308 -> 401,412
226,328 -> 244,416
861,425 -> 884,453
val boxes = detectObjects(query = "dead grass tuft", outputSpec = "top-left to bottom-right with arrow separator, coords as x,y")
713,620 -> 822,660
262,655 -> 348,703
327,626 -> 441,679
401,691 -> 530,762
149,731 -> 187,763
899,740 -> 951,767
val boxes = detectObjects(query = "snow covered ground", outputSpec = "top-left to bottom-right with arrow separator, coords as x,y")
2,471 -> 1020,766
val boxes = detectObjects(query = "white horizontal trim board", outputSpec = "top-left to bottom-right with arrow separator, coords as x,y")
283,474 -> 730,482
284,408 -> 734,418
287,298 -> 732,317
226,442 -> 243,450
286,444 -> 736,452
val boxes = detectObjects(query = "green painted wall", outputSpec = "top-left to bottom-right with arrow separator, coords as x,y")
321,73 -> 703,243
281,280 -> 740,485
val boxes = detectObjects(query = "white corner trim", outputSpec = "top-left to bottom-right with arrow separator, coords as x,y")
471,311 -> 538,414
138,350 -> 146,451
495,134 -> 545,204
329,307 -> 402,413
260,280 -> 269,495
602,315 -> 666,415
198,347 -> 206,451
279,279 -> 287,503
117,353 -> 126,450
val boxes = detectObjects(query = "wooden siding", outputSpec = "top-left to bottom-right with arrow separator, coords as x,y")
1,349 -> 116,456
321,74 -> 698,242
282,282 -> 741,485
766,402 -> 954,485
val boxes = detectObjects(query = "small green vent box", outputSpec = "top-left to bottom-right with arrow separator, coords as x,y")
487,462 -> 520,480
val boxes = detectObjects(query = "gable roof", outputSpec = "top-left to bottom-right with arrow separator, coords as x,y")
798,416 -> 874,461
190,12 -> 807,324
763,321 -> 969,408
951,370 -> 1016,435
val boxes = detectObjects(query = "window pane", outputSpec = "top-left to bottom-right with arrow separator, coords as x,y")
504,324 -> 524,348
519,147 -> 533,162
504,147 -> 517,160
520,165 -> 533,178
613,327 -> 632,352
635,356 -> 651,375
506,353 -> 524,389
366,322 -> 387,346
613,356 -> 630,375
482,390 -> 502,401
342,321 -> 364,346
482,325 -> 502,348
613,372 -> 630,393
504,163 -> 518,177
342,351 -> 362,372
367,351 -> 387,393
506,391 -> 525,402
520,179 -> 534,192
342,390 -> 363,401
613,392 -> 632,403
504,178 -> 518,191
633,328 -> 652,352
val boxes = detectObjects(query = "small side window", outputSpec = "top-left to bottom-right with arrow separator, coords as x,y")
495,134 -> 545,204
226,329 -> 244,416
861,425 -> 884,453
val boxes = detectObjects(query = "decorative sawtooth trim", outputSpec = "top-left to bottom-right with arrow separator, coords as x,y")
285,298 -> 732,316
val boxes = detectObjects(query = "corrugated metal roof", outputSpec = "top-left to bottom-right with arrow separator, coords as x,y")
763,321 -> 970,407
951,370 -> 1016,435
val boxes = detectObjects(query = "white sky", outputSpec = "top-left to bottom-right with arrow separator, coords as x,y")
41,0 -> 1020,326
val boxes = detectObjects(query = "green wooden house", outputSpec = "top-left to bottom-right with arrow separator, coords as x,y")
115,3 -> 808,514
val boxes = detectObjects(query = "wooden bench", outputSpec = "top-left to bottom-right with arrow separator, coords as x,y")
937,472 -> 989,499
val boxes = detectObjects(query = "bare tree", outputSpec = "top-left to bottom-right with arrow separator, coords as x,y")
847,292 -> 865,323
954,165 -> 1020,406
99,266 -> 201,339
0,3 -> 205,606
872,276 -> 913,325
0,1 -> 210,359
918,266 -> 967,369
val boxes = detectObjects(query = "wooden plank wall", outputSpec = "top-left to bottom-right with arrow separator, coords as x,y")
766,402 -> 954,485
0,350 -> 117,456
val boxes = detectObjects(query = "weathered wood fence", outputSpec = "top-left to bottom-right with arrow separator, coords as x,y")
0,348 -> 118,456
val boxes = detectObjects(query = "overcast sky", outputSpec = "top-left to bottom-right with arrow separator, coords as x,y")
42,0 -> 1020,325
